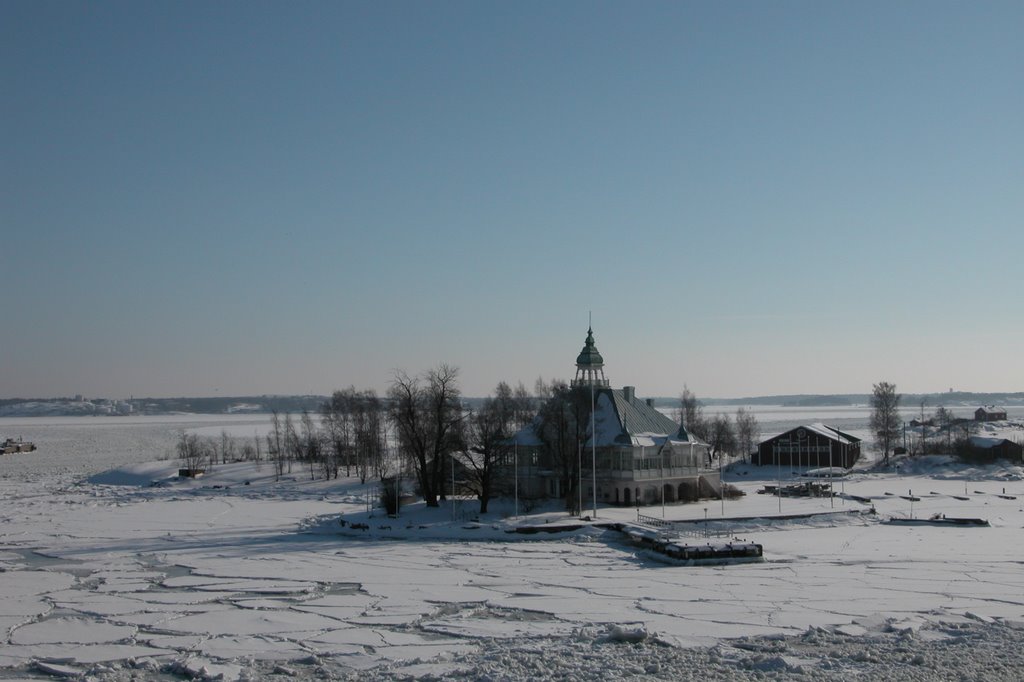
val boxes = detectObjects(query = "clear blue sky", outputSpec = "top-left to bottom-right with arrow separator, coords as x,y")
3,1 -> 1022,399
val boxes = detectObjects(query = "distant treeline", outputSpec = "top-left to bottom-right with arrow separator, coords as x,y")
2,391 -> 1022,415
135,395 -> 329,413
0,395 -> 327,414
689,392 -> 1024,408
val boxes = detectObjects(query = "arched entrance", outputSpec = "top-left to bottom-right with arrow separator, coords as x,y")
663,483 -> 676,504
623,487 -> 631,506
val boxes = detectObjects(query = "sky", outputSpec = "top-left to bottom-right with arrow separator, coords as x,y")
2,1 -> 1022,400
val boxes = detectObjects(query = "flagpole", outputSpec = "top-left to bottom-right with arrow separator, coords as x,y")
591,380 -> 597,518
514,441 -> 519,520
578,441 -> 582,517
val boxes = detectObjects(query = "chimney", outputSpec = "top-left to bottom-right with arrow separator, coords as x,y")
623,386 -> 635,403
646,398 -> 654,407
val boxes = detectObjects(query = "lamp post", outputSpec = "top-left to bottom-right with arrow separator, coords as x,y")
720,447 -> 724,517
776,442 -> 782,513
829,438 -> 834,508
657,446 -> 665,519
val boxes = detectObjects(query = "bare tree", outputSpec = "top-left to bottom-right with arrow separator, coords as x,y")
463,381 -> 532,514
914,398 -> 929,456
321,388 -> 387,482
177,431 -> 207,474
870,381 -> 901,465
300,409 -> 321,480
269,410 -> 285,480
679,385 -> 709,442
735,407 -> 760,462
533,380 -> 590,514
322,389 -> 356,477
388,365 -> 463,507
283,413 -> 300,473
707,413 -> 737,463
348,390 -> 380,483
219,429 -> 235,464
934,406 -> 956,452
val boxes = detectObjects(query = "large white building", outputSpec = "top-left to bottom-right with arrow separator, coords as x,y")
512,328 -> 718,507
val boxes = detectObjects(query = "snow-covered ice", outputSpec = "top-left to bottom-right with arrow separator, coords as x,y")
1,412 -> 1023,680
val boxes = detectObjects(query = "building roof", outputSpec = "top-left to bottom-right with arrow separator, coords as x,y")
590,387 -> 694,447
511,385 -> 698,449
969,436 -> 1018,449
761,423 -> 862,446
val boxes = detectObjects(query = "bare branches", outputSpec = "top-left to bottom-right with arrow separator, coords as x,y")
735,408 -> 760,463
462,381 -> 533,513
388,365 -> 463,507
176,431 -> 207,473
870,381 -> 902,464
679,385 -> 709,442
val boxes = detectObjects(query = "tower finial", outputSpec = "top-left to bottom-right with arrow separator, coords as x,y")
572,322 -> 608,388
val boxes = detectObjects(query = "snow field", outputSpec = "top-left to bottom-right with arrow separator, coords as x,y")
1,415 -> 1023,680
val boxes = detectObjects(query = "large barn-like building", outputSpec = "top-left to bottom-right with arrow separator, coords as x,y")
966,436 -> 1023,461
512,328 -> 717,507
753,424 -> 861,469
975,406 -> 1007,422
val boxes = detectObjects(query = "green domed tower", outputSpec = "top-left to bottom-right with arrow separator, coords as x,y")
571,327 -> 610,388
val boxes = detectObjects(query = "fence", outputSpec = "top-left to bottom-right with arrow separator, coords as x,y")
636,512 -> 732,539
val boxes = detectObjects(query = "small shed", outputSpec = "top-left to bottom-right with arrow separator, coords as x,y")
975,406 -> 1007,422
753,424 -> 861,469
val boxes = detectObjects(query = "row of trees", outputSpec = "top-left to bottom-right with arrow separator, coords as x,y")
679,386 -> 760,463
176,429 -> 260,473
175,367 -> 763,515
869,381 -> 1013,462
389,365 -> 536,512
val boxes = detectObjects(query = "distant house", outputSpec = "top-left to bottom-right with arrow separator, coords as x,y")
753,424 -> 861,469
966,436 -> 1023,461
975,406 -> 1007,422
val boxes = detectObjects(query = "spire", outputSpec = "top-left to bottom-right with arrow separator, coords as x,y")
575,327 -> 604,368
572,326 -> 609,388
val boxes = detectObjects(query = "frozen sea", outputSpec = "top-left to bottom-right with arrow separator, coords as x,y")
1,408 -> 1023,680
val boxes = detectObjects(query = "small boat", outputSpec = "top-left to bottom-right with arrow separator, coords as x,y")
1,437 -> 36,454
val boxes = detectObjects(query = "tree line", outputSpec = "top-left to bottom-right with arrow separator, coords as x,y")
679,385 -> 760,464
870,381 -> 1020,464
176,366 -> 763,515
